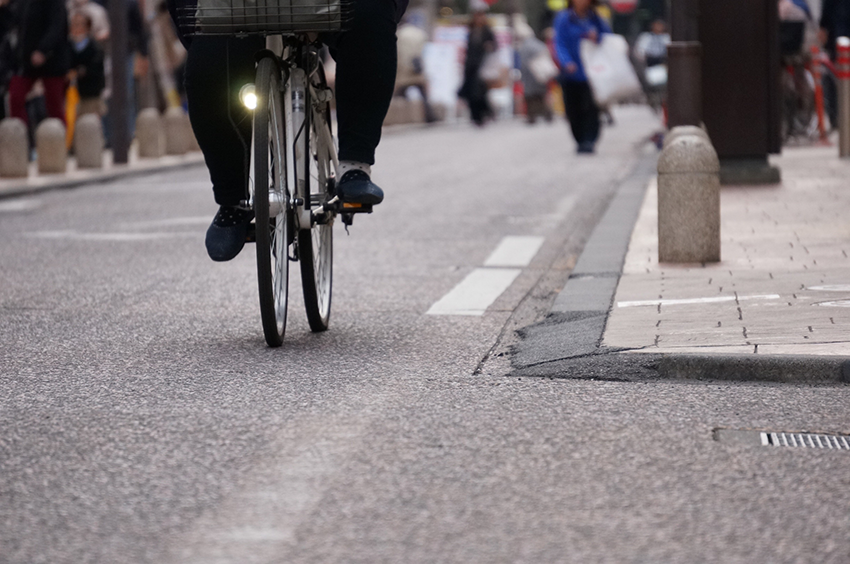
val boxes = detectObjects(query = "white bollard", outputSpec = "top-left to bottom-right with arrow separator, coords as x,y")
0,118 -> 29,178
164,106 -> 189,155
36,118 -> 67,174
657,131 -> 721,263
74,114 -> 104,169
662,124 -> 710,149
136,108 -> 165,158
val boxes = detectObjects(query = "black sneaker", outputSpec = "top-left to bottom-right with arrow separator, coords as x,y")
205,205 -> 254,262
336,170 -> 384,205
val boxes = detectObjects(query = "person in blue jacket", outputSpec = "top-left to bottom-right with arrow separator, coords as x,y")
553,0 -> 610,154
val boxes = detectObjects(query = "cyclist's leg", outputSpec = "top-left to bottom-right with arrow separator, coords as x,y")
327,0 -> 407,204
185,35 -> 262,207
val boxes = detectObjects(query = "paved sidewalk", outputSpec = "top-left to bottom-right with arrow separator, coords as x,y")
605,143 -> 850,361
0,146 -> 204,199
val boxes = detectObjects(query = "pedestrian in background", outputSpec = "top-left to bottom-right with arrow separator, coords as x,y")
395,15 -> 437,123
0,0 -> 18,121
633,18 -> 669,114
819,0 -> 848,128
553,0 -> 610,153
8,0 -> 70,126
516,22 -> 554,125
634,19 -> 670,68
67,0 -> 110,43
458,9 -> 496,127
68,10 -> 105,117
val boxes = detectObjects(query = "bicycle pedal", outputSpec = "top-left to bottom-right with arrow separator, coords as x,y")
340,202 -> 373,214
245,222 -> 256,243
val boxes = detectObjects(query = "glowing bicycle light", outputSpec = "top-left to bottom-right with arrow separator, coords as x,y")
239,83 -> 258,110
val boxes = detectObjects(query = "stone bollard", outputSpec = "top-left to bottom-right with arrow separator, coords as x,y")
36,118 -> 67,174
136,108 -> 165,158
408,99 -> 425,124
164,106 -> 190,155
184,112 -> 201,152
657,131 -> 721,263
0,118 -> 29,177
74,114 -> 104,169
383,97 -> 410,126
662,124 -> 710,149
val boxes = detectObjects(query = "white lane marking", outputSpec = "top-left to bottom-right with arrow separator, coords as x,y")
617,294 -> 781,308
815,300 -> 850,308
26,230 -> 196,241
808,285 -> 850,292
483,236 -> 545,267
427,268 -> 521,316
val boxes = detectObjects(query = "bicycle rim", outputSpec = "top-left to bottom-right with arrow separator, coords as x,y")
254,57 -> 289,347
299,66 -> 334,332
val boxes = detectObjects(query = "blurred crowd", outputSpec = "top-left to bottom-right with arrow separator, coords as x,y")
0,0 -> 675,155
0,0 -> 185,148
443,0 -> 667,154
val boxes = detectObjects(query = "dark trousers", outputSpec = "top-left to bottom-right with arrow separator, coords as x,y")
560,80 -> 600,146
182,0 -> 399,207
9,75 -> 66,125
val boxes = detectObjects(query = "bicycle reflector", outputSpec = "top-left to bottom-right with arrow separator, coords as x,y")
239,84 -> 258,110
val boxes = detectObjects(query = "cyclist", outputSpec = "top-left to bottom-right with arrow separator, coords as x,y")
167,0 -> 407,261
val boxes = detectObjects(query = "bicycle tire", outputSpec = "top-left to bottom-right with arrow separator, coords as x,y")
254,56 -> 289,347
299,62 -> 334,332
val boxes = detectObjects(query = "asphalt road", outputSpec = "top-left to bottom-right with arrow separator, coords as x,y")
2,109 -> 849,563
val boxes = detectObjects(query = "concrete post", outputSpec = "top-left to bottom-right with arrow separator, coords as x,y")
667,42 -> 703,128
0,118 -> 29,178
838,37 -> 850,158
35,118 -> 67,174
164,106 -> 190,155
74,114 -> 104,169
108,0 -> 129,163
657,130 -> 721,263
136,108 -> 165,158
663,124 -> 710,149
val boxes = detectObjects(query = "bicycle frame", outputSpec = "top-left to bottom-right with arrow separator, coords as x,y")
260,36 -> 342,231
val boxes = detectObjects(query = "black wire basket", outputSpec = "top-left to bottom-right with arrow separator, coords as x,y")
177,0 -> 353,36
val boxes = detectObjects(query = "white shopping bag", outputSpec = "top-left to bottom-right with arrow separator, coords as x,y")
528,51 -> 559,84
580,34 -> 642,107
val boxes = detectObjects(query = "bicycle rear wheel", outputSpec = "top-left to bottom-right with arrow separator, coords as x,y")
299,64 -> 335,332
254,56 -> 289,347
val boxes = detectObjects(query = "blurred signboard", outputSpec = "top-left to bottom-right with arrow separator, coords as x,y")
610,0 -> 638,13
423,24 -> 515,118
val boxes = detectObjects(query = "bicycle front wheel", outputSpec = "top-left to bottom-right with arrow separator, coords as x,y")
254,56 -> 289,347
299,65 -> 335,332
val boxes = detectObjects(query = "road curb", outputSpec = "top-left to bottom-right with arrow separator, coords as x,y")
655,353 -> 850,385
510,154 -> 657,372
0,155 -> 205,200
510,148 -> 850,385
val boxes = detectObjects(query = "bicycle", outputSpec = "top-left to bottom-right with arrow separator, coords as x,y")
778,22 -> 833,145
177,0 -> 372,347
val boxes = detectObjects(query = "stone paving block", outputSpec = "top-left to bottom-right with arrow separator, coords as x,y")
606,144 -> 850,357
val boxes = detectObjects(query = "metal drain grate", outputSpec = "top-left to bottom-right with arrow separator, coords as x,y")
761,432 -> 850,449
